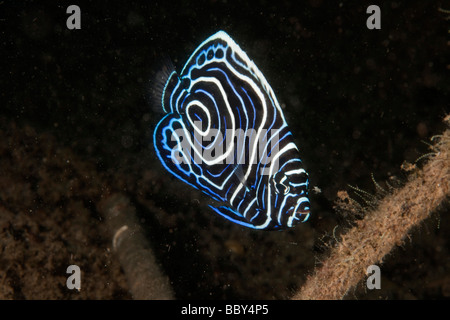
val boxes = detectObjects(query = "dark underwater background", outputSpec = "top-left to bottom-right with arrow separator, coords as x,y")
0,0 -> 448,299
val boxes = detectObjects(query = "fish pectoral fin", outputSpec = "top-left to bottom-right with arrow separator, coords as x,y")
208,205 -> 256,229
151,58 -> 177,114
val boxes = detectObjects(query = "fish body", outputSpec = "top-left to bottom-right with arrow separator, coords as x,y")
153,31 -> 310,230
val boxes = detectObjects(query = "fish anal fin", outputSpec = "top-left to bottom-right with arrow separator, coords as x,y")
208,205 -> 256,229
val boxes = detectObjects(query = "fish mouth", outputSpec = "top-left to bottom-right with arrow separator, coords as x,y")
285,202 -> 310,227
293,197 -> 310,223
294,210 -> 310,223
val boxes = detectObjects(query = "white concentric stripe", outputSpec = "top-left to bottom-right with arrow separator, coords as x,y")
172,121 -> 236,192
206,67 -> 253,166
203,65 -> 252,166
181,77 -> 235,166
186,100 -> 211,137
171,73 -> 255,192
194,57 -> 261,179
191,88 -> 224,150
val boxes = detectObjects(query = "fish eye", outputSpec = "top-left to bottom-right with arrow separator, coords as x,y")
290,186 -> 305,196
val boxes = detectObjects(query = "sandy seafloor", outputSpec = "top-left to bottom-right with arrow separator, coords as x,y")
0,1 -> 448,299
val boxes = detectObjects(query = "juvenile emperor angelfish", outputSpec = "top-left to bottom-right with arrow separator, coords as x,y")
153,31 -> 310,230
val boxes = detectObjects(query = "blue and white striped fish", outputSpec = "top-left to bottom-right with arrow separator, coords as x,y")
153,31 -> 310,230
